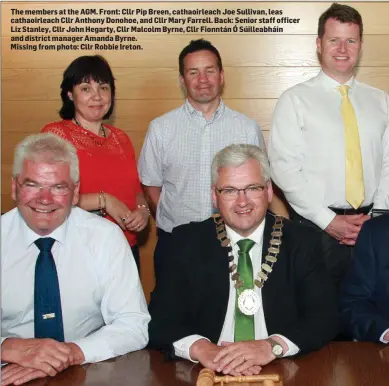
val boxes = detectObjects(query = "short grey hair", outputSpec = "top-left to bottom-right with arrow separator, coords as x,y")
12,133 -> 79,183
211,144 -> 270,185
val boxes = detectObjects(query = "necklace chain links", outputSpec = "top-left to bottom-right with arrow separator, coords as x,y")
212,214 -> 284,291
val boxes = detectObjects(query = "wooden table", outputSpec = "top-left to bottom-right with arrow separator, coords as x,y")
25,342 -> 389,386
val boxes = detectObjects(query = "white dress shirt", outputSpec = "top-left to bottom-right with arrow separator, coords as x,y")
269,71 -> 389,230
138,99 -> 265,233
1,207 -> 151,363
173,220 -> 299,361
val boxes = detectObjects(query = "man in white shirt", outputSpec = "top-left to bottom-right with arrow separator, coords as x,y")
269,3 -> 389,286
1,133 -> 150,386
138,39 -> 265,282
148,144 -> 338,376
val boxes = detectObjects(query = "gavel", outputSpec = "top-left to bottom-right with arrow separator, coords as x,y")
196,368 -> 282,386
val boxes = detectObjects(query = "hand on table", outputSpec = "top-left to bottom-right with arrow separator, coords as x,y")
1,338 -> 85,384
212,340 -> 277,375
189,339 -> 262,377
1,364 -> 47,386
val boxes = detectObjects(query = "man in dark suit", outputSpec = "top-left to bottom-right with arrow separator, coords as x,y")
148,144 -> 339,376
340,215 -> 389,343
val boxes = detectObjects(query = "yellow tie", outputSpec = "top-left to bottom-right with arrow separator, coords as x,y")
338,85 -> 365,209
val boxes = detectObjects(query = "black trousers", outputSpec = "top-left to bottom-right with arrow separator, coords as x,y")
289,210 -> 353,291
153,228 -> 173,285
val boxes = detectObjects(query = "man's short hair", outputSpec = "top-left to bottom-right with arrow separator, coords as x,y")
211,144 -> 270,185
13,133 -> 79,183
179,39 -> 223,76
318,3 -> 363,39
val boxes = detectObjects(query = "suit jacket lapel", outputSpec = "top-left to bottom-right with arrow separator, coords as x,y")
262,213 -> 283,334
204,223 -> 230,342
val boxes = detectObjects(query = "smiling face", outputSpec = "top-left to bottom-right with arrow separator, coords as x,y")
212,158 -> 273,237
179,50 -> 224,109
12,159 -> 79,236
316,18 -> 362,83
68,79 -> 111,124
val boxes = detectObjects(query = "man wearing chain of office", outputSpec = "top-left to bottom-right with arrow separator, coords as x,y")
148,144 -> 339,376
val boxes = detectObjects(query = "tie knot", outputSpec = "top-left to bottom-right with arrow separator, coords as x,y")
338,85 -> 349,96
237,239 -> 255,254
35,237 -> 55,252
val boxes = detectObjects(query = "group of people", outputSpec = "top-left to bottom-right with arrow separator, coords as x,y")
2,2 -> 389,385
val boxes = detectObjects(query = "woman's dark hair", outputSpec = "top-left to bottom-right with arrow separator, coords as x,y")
59,55 -> 116,120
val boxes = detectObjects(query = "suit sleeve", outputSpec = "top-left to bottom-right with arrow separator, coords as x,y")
277,230 -> 340,353
148,226 -> 199,354
340,222 -> 389,342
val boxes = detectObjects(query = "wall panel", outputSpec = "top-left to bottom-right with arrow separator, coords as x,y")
2,1 -> 389,299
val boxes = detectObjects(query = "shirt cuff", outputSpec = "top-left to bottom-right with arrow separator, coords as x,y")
311,208 -> 336,230
379,328 -> 389,343
72,336 -> 113,364
270,334 -> 300,357
173,335 -> 210,362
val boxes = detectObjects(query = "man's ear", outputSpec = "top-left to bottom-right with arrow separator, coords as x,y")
220,69 -> 225,87
211,186 -> 218,210
11,177 -> 17,201
316,37 -> 322,56
266,180 -> 274,204
72,182 -> 80,206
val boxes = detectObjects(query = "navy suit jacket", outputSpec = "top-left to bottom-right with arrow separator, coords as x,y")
340,215 -> 389,342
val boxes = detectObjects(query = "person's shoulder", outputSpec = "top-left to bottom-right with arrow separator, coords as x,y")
41,120 -> 68,132
41,120 -> 72,139
223,105 -> 258,126
1,208 -> 18,232
280,75 -> 317,99
355,80 -> 389,98
105,125 -> 134,145
150,104 -> 186,127
172,217 -> 216,238
277,214 -> 321,245
69,207 -> 123,238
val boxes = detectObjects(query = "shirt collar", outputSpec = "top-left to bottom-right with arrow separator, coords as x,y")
225,218 -> 266,248
18,207 -> 70,249
184,98 -> 225,121
317,70 -> 356,91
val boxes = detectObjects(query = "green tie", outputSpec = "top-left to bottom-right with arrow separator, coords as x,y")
234,239 -> 256,342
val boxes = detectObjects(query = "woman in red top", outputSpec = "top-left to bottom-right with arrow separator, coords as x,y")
42,55 -> 149,271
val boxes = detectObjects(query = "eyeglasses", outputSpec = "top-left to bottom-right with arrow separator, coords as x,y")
16,180 -> 70,196
215,185 -> 266,201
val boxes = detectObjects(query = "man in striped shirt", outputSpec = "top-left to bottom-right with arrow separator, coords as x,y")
139,39 -> 265,281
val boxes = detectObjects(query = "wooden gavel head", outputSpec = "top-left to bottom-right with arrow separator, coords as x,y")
196,369 -> 216,386
196,368 -> 282,386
